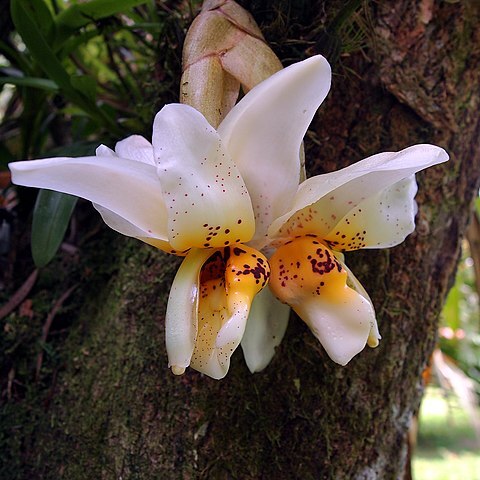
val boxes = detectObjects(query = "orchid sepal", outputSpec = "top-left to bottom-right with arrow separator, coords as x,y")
268,144 -> 449,246
9,155 -> 170,244
152,103 -> 256,251
292,289 -> 376,366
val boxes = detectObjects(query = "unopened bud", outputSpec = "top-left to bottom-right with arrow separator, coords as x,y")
181,0 -> 282,127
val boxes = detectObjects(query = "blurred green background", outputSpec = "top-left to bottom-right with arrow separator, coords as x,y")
414,231 -> 480,480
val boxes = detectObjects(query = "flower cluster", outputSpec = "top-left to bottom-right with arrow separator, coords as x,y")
9,55 -> 448,379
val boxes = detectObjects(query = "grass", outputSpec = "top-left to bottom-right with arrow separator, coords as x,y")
413,386 -> 480,480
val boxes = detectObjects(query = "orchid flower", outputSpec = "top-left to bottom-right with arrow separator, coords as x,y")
9,55 -> 332,379
242,144 -> 449,370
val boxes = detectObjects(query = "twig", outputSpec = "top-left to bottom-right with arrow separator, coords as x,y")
7,367 -> 15,400
35,284 -> 78,381
0,269 -> 38,320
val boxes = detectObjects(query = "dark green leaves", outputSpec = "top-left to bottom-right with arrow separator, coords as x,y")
10,0 -> 123,134
31,190 -> 77,268
56,0 -> 149,40
3,0 -> 168,266
0,76 -> 59,92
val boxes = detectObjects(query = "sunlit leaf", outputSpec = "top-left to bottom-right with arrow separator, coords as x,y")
55,0 -> 149,42
10,0 -> 121,134
57,30 -> 101,59
442,283 -> 461,331
11,0 -> 84,96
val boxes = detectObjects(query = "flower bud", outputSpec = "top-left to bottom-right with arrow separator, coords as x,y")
181,0 -> 282,127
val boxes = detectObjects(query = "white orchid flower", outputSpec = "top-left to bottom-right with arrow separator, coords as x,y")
242,144 -> 449,370
9,55 -> 332,379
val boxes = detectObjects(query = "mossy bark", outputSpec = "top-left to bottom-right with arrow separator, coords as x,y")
2,1 -> 480,479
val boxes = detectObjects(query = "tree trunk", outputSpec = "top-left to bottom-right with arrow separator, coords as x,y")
3,1 -> 480,479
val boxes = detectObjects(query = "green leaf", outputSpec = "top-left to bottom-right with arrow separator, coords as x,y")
0,76 -> 59,92
10,0 -> 121,134
0,40 -> 33,74
56,29 -> 101,60
46,141 -> 100,157
11,0 -> 83,97
55,0 -> 149,42
70,75 -> 97,102
31,189 -> 77,268
442,283 -> 461,331
124,22 -> 167,33
16,0 -> 56,44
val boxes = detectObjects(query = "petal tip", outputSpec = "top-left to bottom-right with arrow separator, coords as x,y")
171,365 -> 186,375
437,146 -> 450,163
8,160 -> 28,177
308,54 -> 332,72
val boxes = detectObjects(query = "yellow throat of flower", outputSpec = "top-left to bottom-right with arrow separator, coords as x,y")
188,244 -> 270,377
268,235 -> 379,365
268,235 -> 349,306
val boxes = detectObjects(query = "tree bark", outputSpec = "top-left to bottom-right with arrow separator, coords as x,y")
3,1 -> 480,479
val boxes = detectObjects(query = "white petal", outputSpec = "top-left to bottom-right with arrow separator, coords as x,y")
93,204 -> 153,237
152,103 -> 255,251
96,144 -> 116,157
335,253 -> 381,348
324,176 -> 418,250
241,287 -> 290,373
9,156 -> 168,241
268,144 -> 448,243
191,292 -> 249,379
92,204 -> 175,252
165,248 -> 213,374
115,135 -> 155,165
294,289 -> 376,365
218,55 -> 332,246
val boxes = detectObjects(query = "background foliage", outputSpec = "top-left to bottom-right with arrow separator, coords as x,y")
1,0 -> 187,265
